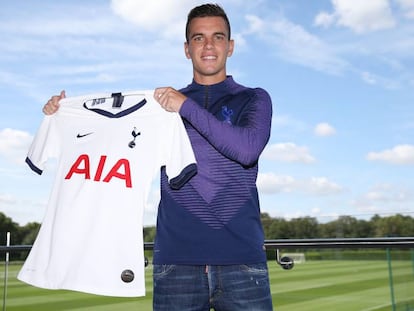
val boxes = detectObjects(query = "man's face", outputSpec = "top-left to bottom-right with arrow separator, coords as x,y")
185,16 -> 234,84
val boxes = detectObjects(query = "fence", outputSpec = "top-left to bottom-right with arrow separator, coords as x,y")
1,237 -> 414,310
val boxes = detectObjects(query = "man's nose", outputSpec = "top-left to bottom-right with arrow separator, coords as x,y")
204,37 -> 214,49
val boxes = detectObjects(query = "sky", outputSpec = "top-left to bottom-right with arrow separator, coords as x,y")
0,0 -> 413,227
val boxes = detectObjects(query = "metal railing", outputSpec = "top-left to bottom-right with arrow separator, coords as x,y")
1,237 -> 414,253
263,237 -> 414,249
2,237 -> 414,311
2,237 -> 414,271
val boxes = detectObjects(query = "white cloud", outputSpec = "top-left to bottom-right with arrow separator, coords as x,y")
243,15 -> 349,75
0,128 -> 33,165
244,15 -> 265,34
0,4 -> 117,38
258,173 -> 342,195
305,177 -> 343,195
314,122 -> 336,137
366,144 -> 414,164
262,142 -> 315,163
352,183 -> 413,215
257,173 -> 296,194
0,2 -> 195,96
395,0 -> 414,19
272,114 -> 307,133
0,194 -> 16,205
360,71 -> 400,89
315,0 -> 396,34
314,11 -> 336,28
361,71 -> 378,85
311,207 -> 322,215
0,197 -> 47,225
241,2 -> 413,89
110,0 -> 198,37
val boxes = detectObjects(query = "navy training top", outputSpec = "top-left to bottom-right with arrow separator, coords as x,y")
153,76 -> 272,265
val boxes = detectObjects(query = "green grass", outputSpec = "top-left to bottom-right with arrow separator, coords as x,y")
271,260 -> 414,311
1,260 -> 413,310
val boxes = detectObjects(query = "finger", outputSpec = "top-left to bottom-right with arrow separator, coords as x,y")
155,87 -> 176,100
42,103 -> 53,115
42,100 -> 57,114
154,87 -> 168,93
51,94 -> 62,103
154,88 -> 166,101
60,90 -> 66,99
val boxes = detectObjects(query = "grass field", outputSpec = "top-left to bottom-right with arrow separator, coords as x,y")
1,260 -> 413,310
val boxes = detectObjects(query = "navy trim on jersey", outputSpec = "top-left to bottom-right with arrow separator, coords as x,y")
83,98 -> 147,118
169,163 -> 197,190
25,157 -> 42,175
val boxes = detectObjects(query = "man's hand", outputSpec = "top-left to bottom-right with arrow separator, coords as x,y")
154,87 -> 187,113
42,90 -> 65,115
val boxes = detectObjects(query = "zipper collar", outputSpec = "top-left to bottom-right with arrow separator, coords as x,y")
190,75 -> 234,90
184,76 -> 236,109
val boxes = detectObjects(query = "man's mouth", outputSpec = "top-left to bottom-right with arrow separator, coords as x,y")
202,55 -> 217,60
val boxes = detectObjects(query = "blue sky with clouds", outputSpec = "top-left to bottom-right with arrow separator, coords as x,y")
1,0 -> 413,226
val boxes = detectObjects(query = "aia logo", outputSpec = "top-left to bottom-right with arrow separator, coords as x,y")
65,154 -> 132,188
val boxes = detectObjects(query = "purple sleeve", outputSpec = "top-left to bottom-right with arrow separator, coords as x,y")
179,88 -> 272,166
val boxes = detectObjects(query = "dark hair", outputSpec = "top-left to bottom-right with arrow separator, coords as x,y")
185,3 -> 231,42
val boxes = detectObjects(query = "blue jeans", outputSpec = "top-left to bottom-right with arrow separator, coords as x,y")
153,263 -> 273,311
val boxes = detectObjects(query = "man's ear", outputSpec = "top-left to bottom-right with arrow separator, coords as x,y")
227,39 -> 235,57
184,42 -> 191,59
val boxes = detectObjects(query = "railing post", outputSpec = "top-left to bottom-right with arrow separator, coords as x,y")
2,232 -> 10,311
386,248 -> 396,311
410,249 -> 414,311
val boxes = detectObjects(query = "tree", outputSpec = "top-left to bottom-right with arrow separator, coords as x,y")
289,217 -> 319,238
19,222 -> 41,245
0,212 -> 19,243
267,218 -> 293,239
372,214 -> 414,237
143,226 -> 156,242
320,216 -> 374,238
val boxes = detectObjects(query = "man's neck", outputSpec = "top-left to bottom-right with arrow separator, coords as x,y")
193,73 -> 227,86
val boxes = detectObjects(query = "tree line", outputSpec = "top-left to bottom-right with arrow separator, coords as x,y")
260,213 -> 414,239
1,212 -> 414,249
142,213 -> 414,242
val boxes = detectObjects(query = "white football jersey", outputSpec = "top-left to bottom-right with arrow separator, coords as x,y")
18,90 -> 197,297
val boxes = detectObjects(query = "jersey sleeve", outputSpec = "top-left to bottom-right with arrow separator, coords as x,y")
25,115 -> 59,175
164,113 -> 197,190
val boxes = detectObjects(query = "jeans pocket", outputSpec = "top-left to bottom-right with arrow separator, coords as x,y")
153,264 -> 176,279
240,262 -> 269,275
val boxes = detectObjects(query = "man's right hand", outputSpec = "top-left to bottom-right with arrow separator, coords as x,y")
42,90 -> 65,115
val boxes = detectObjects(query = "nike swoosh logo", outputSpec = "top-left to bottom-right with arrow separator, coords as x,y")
76,132 -> 93,138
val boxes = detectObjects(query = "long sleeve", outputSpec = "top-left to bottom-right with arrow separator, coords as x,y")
179,87 -> 272,167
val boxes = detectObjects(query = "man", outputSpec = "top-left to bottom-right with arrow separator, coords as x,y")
43,4 -> 273,310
